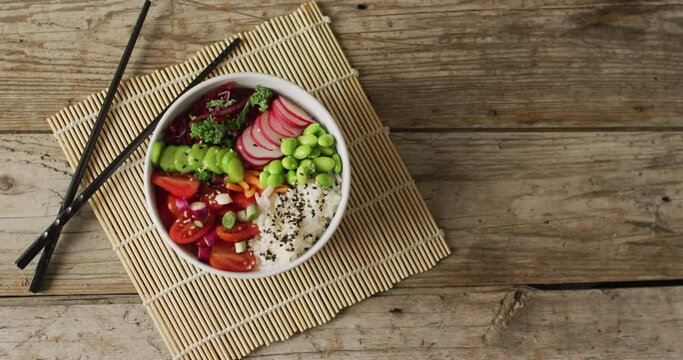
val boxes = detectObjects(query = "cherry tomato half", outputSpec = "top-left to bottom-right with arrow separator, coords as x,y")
169,214 -> 215,245
230,191 -> 256,210
216,222 -> 260,243
166,194 -> 183,218
209,241 -> 256,272
151,172 -> 200,199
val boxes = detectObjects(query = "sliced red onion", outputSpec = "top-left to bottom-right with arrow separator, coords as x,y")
197,246 -> 211,263
189,201 -> 208,220
175,198 -> 190,212
203,228 -> 219,247
215,193 -> 232,205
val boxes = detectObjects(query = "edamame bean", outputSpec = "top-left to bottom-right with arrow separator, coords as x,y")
189,144 -> 209,171
320,147 -> 334,156
259,170 -> 271,186
298,134 -> 318,147
309,147 -> 321,158
286,170 -> 296,185
227,156 -> 245,183
315,173 -> 333,188
333,154 -> 342,173
267,159 -> 284,174
293,145 -> 312,159
280,138 -> 298,156
303,123 -> 321,136
267,173 -> 285,187
313,157 -> 335,172
299,159 -> 315,174
214,149 -> 231,172
203,146 -> 222,174
151,140 -> 165,167
174,145 -> 192,173
296,166 -> 309,184
317,134 -> 335,148
282,156 -> 298,170
159,145 -> 177,172
219,149 -> 237,174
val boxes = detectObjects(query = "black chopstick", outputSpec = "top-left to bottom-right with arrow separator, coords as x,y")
18,38 -> 242,291
21,0 -> 153,292
14,1 -> 151,278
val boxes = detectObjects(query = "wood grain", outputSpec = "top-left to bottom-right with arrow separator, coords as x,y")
4,132 -> 683,295
399,130 -> 683,286
0,295 -> 166,359
0,135 -> 134,295
3,0 -> 683,131
3,286 -> 683,359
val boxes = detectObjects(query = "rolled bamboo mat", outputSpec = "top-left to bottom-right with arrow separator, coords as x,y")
46,2 -> 450,359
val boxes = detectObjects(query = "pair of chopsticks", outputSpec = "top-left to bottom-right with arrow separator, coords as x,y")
14,0 -> 241,292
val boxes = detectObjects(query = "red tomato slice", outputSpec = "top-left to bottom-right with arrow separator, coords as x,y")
169,214 -> 215,244
151,172 -> 200,199
166,194 -> 183,218
209,241 -> 256,272
230,191 -> 256,210
216,222 -> 260,243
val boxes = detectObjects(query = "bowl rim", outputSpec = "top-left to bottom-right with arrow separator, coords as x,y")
143,72 -> 351,279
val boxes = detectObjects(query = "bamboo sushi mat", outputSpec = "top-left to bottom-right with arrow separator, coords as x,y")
46,2 -> 450,359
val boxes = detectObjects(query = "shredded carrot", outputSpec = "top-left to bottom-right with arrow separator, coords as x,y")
273,185 -> 289,194
245,170 -> 260,178
225,170 -> 266,197
246,176 -> 263,190
226,183 -> 243,192
238,181 -> 250,191
245,170 -> 263,190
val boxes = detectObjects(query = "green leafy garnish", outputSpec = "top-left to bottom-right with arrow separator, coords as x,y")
190,116 -> 226,145
230,86 -> 274,132
234,106 -> 250,130
194,167 -> 214,183
206,99 -> 236,108
248,86 -> 273,112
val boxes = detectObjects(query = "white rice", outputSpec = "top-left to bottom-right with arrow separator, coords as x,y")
249,181 -> 341,266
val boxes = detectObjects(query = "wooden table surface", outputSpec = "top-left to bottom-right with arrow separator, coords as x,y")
2,1 -> 683,358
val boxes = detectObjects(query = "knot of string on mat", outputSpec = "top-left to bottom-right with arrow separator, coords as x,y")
112,225 -> 156,252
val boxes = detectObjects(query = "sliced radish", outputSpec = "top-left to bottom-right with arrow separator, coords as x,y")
277,97 -> 314,125
248,123 -> 274,151
240,126 -> 282,159
237,136 -> 271,168
270,100 -> 304,129
252,113 -> 280,149
263,110 -> 301,138
261,110 -> 296,140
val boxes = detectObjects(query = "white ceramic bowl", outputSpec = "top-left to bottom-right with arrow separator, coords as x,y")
143,73 -> 351,279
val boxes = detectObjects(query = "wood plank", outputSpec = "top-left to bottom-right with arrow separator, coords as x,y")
3,132 -> 683,295
3,286 -> 683,359
0,135 -> 133,295
3,1 -> 683,131
0,294 -> 167,359
399,130 -> 683,287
